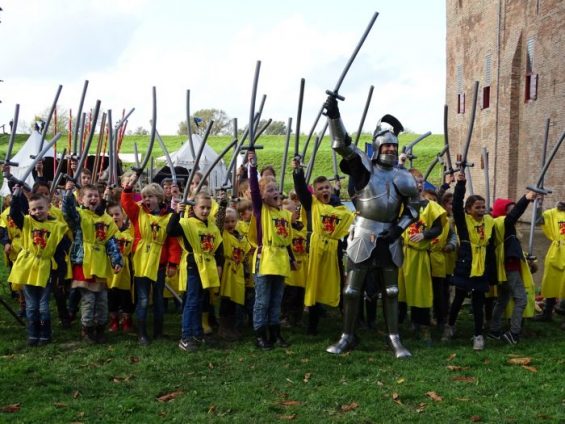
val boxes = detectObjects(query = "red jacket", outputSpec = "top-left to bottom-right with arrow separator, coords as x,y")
121,189 -> 181,267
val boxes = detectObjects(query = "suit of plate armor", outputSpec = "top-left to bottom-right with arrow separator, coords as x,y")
325,108 -> 419,358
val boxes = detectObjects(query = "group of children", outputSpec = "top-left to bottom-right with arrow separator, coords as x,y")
1,149 -> 563,353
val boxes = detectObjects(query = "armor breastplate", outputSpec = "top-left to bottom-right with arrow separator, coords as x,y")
354,167 -> 402,222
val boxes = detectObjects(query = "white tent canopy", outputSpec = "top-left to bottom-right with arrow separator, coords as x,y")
1,130 -> 55,196
157,134 -> 228,192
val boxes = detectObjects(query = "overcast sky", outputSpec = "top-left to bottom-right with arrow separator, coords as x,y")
0,0 -> 446,136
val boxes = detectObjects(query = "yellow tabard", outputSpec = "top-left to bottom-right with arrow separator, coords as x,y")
180,216 -> 222,290
286,223 -> 308,288
220,229 -> 250,305
8,216 -> 67,288
49,206 -> 73,279
540,208 -> 565,297
250,205 -> 292,278
236,219 -> 254,287
79,209 -> 118,279
304,199 -> 354,307
1,208 -> 22,263
464,213 -> 495,278
132,210 -> 171,281
108,226 -> 134,290
429,213 -> 451,278
398,200 -> 446,308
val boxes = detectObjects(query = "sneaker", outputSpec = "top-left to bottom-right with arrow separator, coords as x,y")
472,335 -> 485,351
178,338 -> 199,352
487,331 -> 501,341
502,331 -> 519,345
441,324 -> 456,342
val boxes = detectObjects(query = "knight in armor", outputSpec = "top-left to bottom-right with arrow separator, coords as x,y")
323,96 -> 419,358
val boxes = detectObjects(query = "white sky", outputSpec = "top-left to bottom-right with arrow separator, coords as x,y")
0,0 -> 446,136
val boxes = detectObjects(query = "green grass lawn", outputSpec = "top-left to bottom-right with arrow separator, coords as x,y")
1,275 -> 564,423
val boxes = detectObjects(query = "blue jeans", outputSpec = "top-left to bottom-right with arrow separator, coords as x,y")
23,283 -> 52,341
253,271 -> 285,330
135,267 -> 165,322
181,269 -> 203,339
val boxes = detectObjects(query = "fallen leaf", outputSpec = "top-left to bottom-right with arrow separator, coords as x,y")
367,357 -> 375,362
285,350 -> 294,355
303,373 -> 311,383
156,390 -> 183,403
0,403 -> 21,413
456,397 -> 470,401
280,400 -> 302,407
54,402 -> 67,408
447,365 -> 469,371
452,376 -> 476,383
208,404 -> 217,415
278,414 -> 297,420
470,415 -> 482,422
72,391 -> 80,399
416,402 -> 426,413
447,353 -> 457,361
238,357 -> 244,362
285,378 -> 294,384
112,375 -> 134,383
340,402 -> 359,412
426,391 -> 443,402
483,359 -> 490,365
392,392 -> 402,405
376,381 -> 384,386
301,358 -> 309,363
396,377 -> 405,384
208,362 -> 214,369
129,356 -> 140,364
508,357 -> 532,366
522,365 -> 538,373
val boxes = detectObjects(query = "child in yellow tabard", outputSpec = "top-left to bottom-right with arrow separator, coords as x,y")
291,160 -> 354,335
281,198 -> 308,328
106,202 -> 135,334
1,196 -> 25,317
236,199 -> 255,327
248,151 -> 295,350
536,202 -> 565,321
398,170 -> 447,344
63,181 -> 122,343
9,190 -> 69,346
167,192 -> 223,352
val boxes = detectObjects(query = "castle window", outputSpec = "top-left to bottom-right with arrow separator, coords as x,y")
525,37 -> 537,101
483,54 -> 492,109
456,64 -> 465,113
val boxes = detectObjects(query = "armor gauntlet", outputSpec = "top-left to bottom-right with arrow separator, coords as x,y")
329,118 -> 355,160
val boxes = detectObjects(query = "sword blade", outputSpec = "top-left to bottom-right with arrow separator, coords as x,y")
279,117 -> 293,193
354,85 -> 374,146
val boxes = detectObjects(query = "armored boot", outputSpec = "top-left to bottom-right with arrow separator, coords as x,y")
327,289 -> 361,354
255,326 -> 273,350
269,324 -> 290,348
108,312 -> 120,333
137,320 -> 150,346
382,285 -> 411,359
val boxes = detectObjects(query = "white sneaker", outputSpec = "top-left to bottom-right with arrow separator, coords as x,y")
472,335 -> 485,351
441,325 -> 456,342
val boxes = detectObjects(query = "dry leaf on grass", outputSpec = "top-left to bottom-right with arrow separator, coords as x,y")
522,365 -> 538,373
303,373 -> 311,383
447,365 -> 469,371
156,390 -> 183,403
470,415 -> 482,422
340,402 -> 359,412
447,353 -> 457,361
452,376 -> 476,383
278,414 -> 297,420
392,392 -> 402,405
72,391 -> 80,399
508,357 -> 532,366
280,400 -> 302,407
0,403 -> 21,413
416,402 -> 426,413
129,356 -> 140,364
426,391 -> 443,402
208,362 -> 214,369
456,397 -> 470,401
396,377 -> 405,384
208,404 -> 216,415
54,402 -> 67,408
112,375 -> 134,383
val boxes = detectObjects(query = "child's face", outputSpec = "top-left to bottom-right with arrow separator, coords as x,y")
262,182 -> 280,208
34,185 -> 50,199
80,174 -> 92,187
29,198 -> 49,222
414,176 -> 424,194
162,183 -> 172,198
142,193 -> 160,211
190,175 -> 201,194
442,198 -> 453,216
194,198 -> 212,220
224,213 -> 237,232
240,208 -> 252,222
82,189 -> 100,211
108,206 -> 124,227
314,180 -> 332,204
467,200 -> 486,220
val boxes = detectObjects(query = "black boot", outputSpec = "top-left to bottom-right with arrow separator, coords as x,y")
307,306 -> 320,336
255,326 -> 273,350
38,320 -> 52,346
269,324 -> 290,348
96,325 -> 107,344
81,326 -> 97,344
153,319 -> 164,339
138,320 -> 150,346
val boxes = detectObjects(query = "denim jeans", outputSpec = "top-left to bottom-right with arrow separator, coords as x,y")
181,268 -> 203,339
490,271 -> 528,334
79,288 -> 108,327
135,267 -> 165,322
253,270 -> 285,330
23,282 -> 52,340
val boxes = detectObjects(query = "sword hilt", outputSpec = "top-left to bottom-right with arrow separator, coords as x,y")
0,160 -> 19,167
7,175 -> 31,192
325,89 -> 345,101
329,175 -> 345,182
526,185 -> 551,195
132,167 -> 144,176
293,154 -> 307,168
240,145 -> 264,152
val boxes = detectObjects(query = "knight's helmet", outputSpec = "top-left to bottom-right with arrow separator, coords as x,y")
371,114 -> 404,167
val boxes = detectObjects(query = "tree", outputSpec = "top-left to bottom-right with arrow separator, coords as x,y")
133,126 -> 149,136
262,120 -> 287,135
177,108 -> 231,136
32,105 -> 70,135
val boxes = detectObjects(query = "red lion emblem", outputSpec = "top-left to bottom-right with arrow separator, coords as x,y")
273,218 -> 289,238
231,247 -> 244,265
408,220 -> 425,237
32,229 -> 50,249
150,222 -> 161,241
292,237 -> 306,254
475,223 -> 485,240
199,234 -> 215,253
94,223 -> 108,241
118,238 -> 130,254
321,215 -> 341,234
559,221 -> 565,236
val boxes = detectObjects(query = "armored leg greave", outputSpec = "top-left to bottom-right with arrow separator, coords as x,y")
380,267 -> 411,359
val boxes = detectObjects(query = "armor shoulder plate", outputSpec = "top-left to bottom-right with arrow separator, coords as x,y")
393,168 -> 418,198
